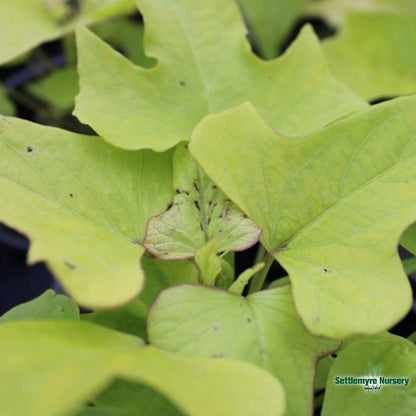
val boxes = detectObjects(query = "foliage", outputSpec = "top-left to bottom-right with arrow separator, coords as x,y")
0,0 -> 415,415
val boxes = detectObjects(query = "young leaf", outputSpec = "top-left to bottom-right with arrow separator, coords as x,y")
323,12 -> 416,100
144,145 -> 260,259
0,320 -> 286,416
0,116 -> 174,308
0,0 -> 136,64
74,0 -> 366,151
194,239 -> 222,286
190,97 -> 416,338
148,284 -> 339,416
237,0 -> 310,59
228,262 -> 265,295
322,333 -> 416,415
0,289 -> 79,323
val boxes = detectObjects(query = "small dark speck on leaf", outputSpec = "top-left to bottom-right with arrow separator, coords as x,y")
60,308 -> 65,313
331,353 -> 338,358
213,326 -> 219,331
179,80 -> 186,86
64,260 -> 76,270
212,353 -> 224,358
323,268 -> 332,273
69,193 -> 73,198
167,202 -> 173,210
315,314 -> 320,322
131,239 -> 140,245
246,318 -> 252,323
193,182 -> 200,192
212,184 -> 217,189
26,146 -> 33,153
194,200 -> 201,210
199,223 -> 204,232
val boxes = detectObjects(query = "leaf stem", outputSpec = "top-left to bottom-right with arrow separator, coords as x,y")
248,253 -> 273,294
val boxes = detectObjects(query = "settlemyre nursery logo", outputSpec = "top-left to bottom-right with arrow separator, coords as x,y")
334,363 -> 410,393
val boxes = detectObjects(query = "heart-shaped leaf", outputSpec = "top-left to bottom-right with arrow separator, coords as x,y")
148,284 -> 339,416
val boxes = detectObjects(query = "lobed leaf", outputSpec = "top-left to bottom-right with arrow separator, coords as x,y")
0,116 -> 174,308
74,0 -> 366,151
148,284 -> 339,416
190,97 -> 416,338
0,320 -> 285,416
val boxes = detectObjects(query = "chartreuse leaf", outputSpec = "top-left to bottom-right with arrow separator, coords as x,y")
0,84 -> 15,116
0,320 -> 285,416
140,257 -> 198,306
144,145 -> 260,260
25,67 -> 79,111
409,331 -> 416,344
81,300 -> 147,339
306,0 -> 416,26
74,0 -> 366,152
323,12 -> 416,100
322,333 -> 416,415
0,289 -> 79,322
237,0 -> 311,59
229,262 -> 265,295
148,284 -> 339,416
0,0 -> 135,64
92,380 -> 182,416
0,116 -> 174,308
75,407 -> 135,416
190,97 -> 416,339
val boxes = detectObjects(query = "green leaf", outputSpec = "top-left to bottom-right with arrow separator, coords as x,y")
315,355 -> 335,391
0,320 -> 285,416
25,67 -> 79,111
93,380 -> 183,416
0,116 -> 174,308
307,0 -> 416,26
0,289 -> 79,322
237,0 -> 310,59
74,0 -> 366,151
322,333 -> 416,415
81,300 -> 147,339
229,262 -> 265,295
144,145 -> 260,259
140,257 -> 198,306
409,331 -> 416,344
190,97 -> 416,338
0,0 -> 136,65
194,239 -> 222,286
0,84 -> 15,116
148,284 -> 339,416
323,12 -> 416,100
75,407 -> 136,416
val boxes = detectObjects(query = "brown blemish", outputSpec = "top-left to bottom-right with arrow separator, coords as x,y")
26,146 -> 33,153
64,260 -> 76,270
246,318 -> 252,323
179,80 -> 186,86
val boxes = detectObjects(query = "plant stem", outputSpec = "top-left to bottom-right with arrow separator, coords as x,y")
403,257 -> 416,275
248,253 -> 273,294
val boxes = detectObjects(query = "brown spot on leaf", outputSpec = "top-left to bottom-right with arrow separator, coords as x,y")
213,326 -> 219,331
212,353 -> 224,358
64,260 -> 76,270
323,268 -> 332,273
69,193 -> 73,198
194,200 -> 201,210
26,146 -> 33,153
179,80 -> 186,86
246,318 -> 252,323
